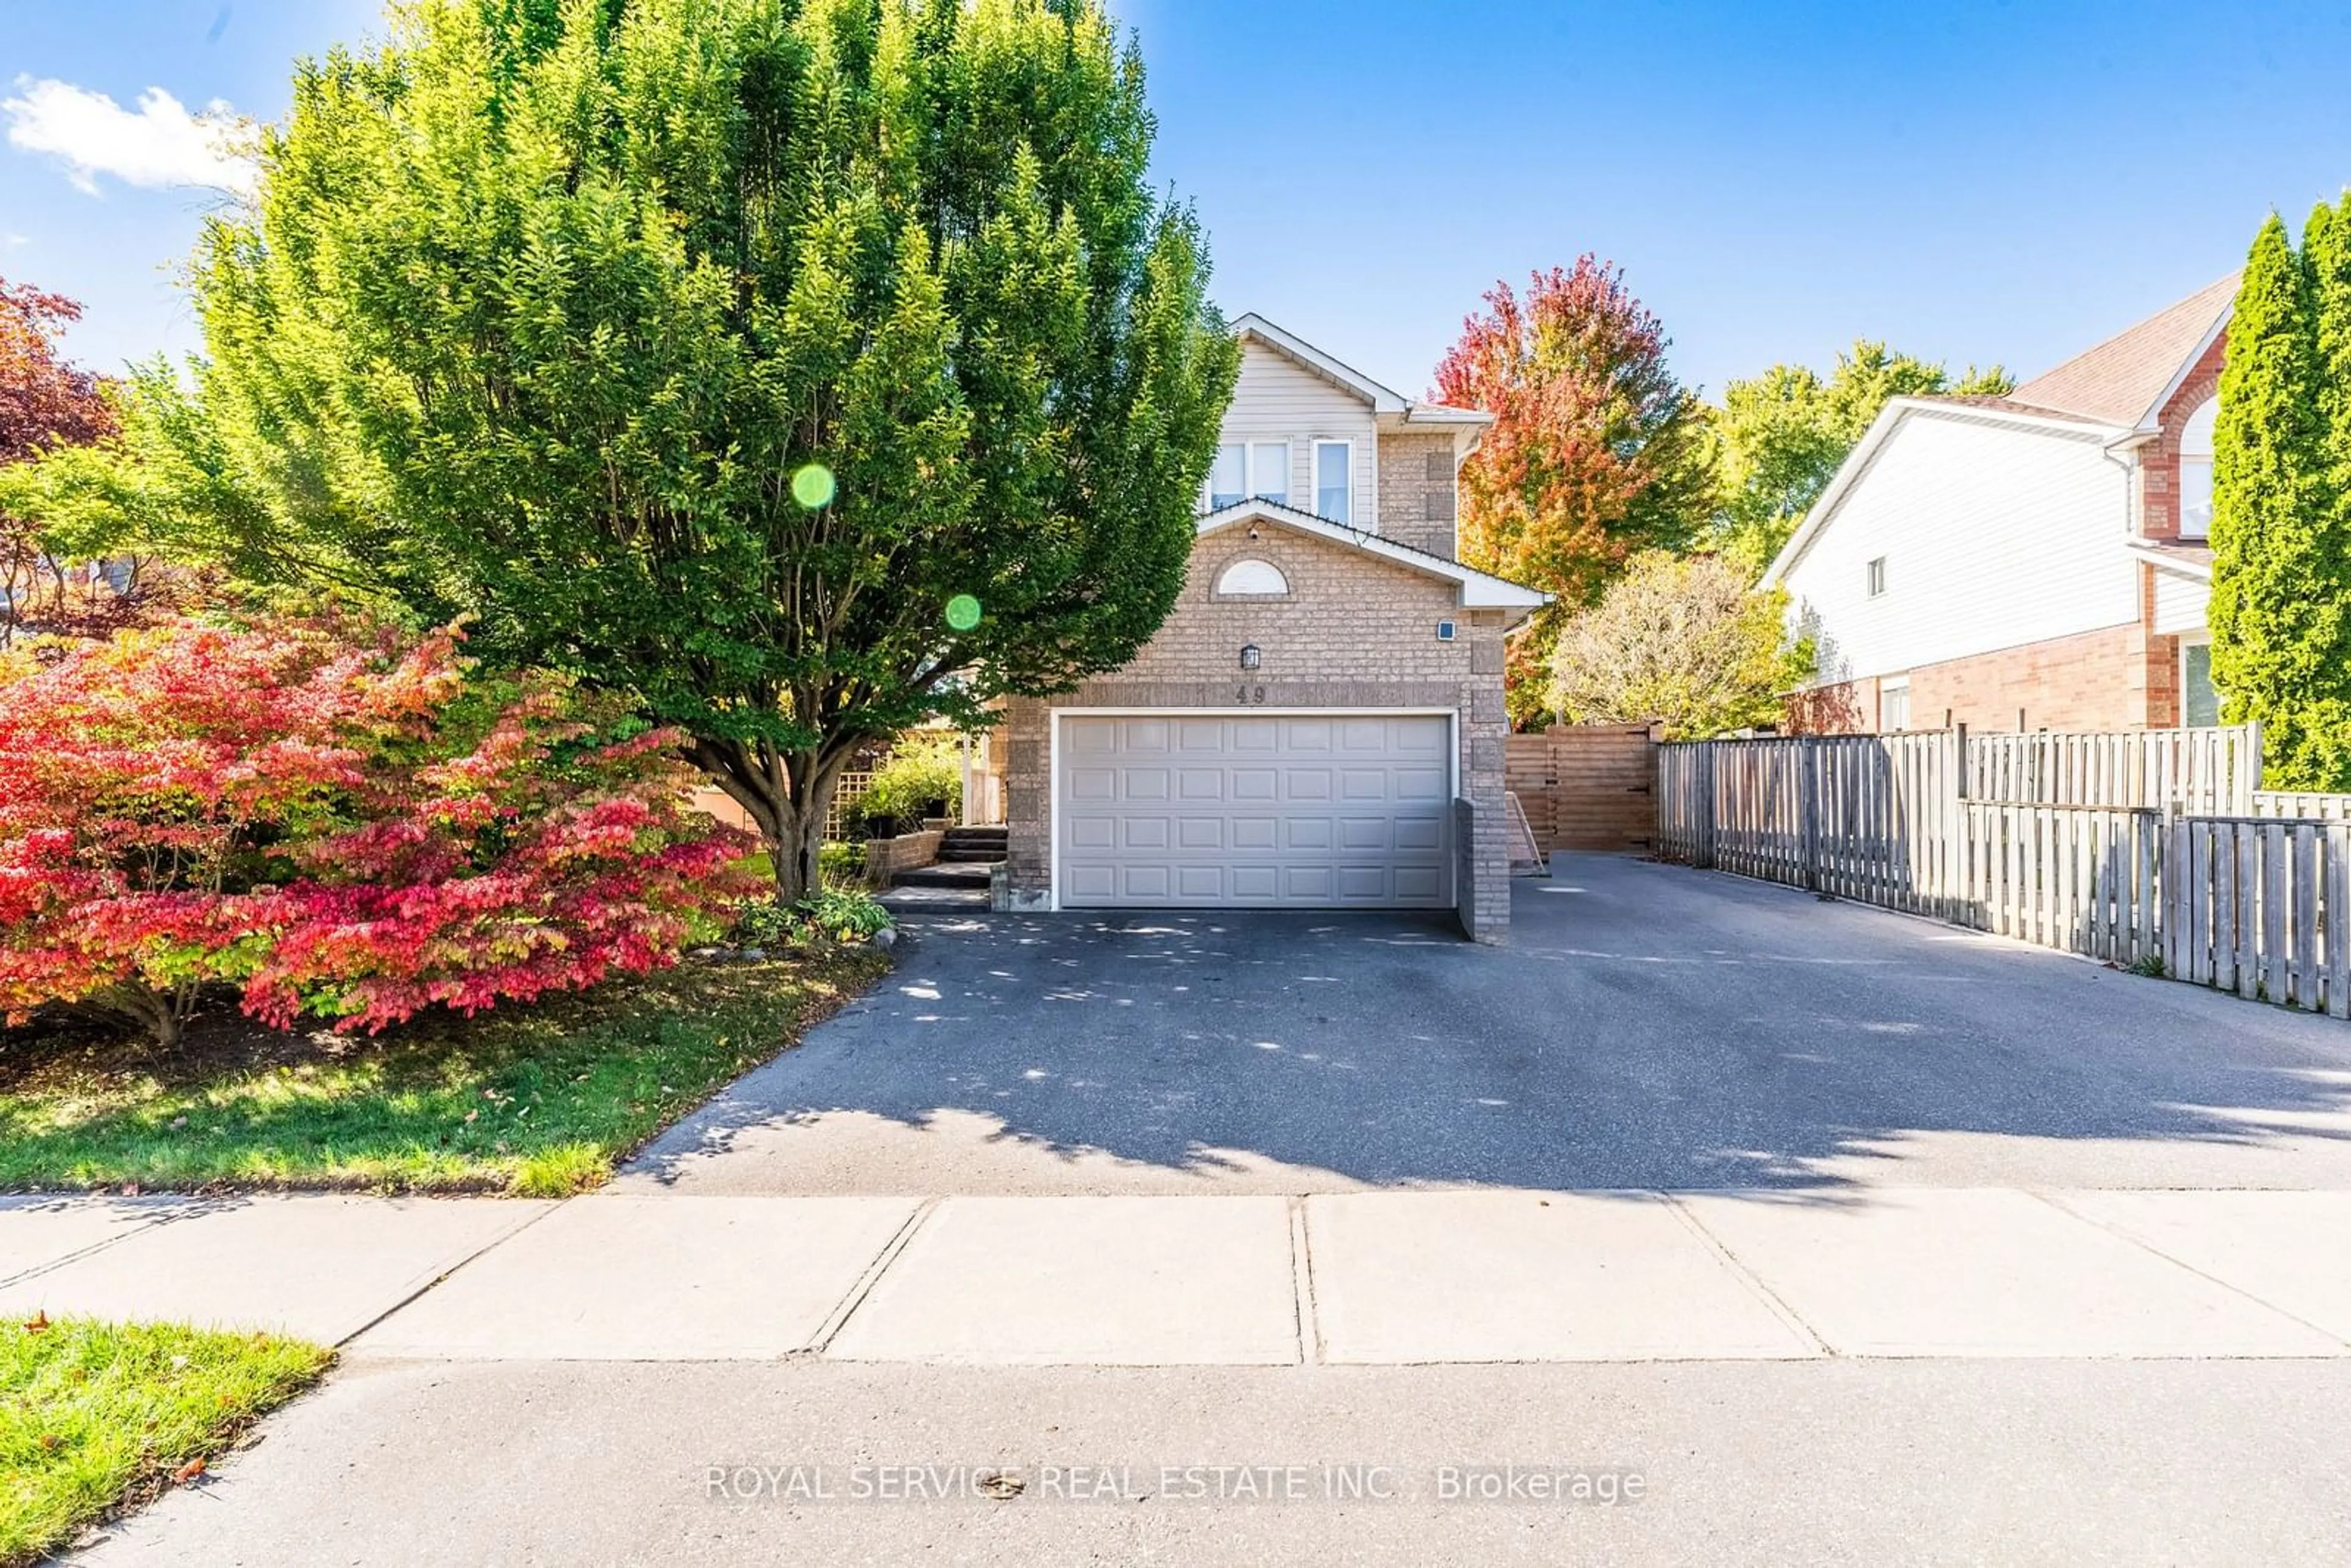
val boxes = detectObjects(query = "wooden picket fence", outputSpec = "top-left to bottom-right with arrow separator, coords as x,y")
2255,791 -> 2351,822
1657,724 -> 2351,1019
2165,816 -> 2351,1015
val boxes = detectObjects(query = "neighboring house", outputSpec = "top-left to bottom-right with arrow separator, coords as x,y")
1766,274 -> 2237,734
990,315 -> 1547,940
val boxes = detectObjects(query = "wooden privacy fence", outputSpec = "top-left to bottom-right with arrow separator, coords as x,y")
1658,724 -> 2351,1019
1963,726 -> 2261,813
2166,816 -> 2351,1015
1506,724 -> 1659,853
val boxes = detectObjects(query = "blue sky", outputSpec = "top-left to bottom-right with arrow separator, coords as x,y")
7,0 -> 2350,399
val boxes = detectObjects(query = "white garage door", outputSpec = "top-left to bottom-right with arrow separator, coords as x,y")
1057,713 -> 1453,909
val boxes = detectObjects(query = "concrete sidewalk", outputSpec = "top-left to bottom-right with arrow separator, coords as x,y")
6,1187 -> 2349,1364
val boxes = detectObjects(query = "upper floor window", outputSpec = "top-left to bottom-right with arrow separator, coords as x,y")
1314,440 -> 1352,525
1207,440 -> 1289,510
1866,556 -> 1888,598
2178,397 -> 2217,540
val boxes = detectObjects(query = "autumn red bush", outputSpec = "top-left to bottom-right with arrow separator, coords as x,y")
0,615 -> 757,1046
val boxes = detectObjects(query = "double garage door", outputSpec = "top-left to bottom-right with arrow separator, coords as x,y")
1058,713 -> 1453,909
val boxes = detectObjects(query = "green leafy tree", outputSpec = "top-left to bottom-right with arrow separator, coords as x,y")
1547,550 -> 1812,740
2210,210 -> 2351,789
110,0 -> 1235,899
1709,342 -> 2013,574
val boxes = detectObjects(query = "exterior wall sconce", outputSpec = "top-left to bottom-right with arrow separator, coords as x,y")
1239,643 -> 1261,671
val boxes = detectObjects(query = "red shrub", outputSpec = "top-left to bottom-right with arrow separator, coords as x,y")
0,616 -> 756,1045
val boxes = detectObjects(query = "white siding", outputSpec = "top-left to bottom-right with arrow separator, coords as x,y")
1221,341 -> 1378,528
1783,413 -> 2137,685
2151,566 -> 2211,636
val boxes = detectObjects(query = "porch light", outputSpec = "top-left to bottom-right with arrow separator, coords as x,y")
1239,643 -> 1261,671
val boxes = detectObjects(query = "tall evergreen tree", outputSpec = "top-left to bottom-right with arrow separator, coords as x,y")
127,0 -> 1237,899
2209,211 -> 2351,789
2311,194 -> 2351,530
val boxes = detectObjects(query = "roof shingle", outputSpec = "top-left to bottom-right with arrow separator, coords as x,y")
2010,274 -> 2240,427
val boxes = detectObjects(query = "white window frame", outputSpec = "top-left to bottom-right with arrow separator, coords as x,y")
1213,558 -> 1290,597
2177,397 -> 2218,541
2178,635 -> 2219,727
1880,677 -> 1911,734
1313,440 -> 1354,527
1248,439 -> 1289,508
1205,439 -> 1293,511
1866,555 -> 1888,598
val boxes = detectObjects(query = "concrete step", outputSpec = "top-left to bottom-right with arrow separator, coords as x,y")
942,828 -> 1007,847
937,848 -> 1008,864
893,863 -> 993,890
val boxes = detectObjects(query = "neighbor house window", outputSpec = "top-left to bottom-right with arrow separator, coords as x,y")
1880,678 -> 1911,733
2178,397 -> 2217,540
1867,556 -> 1888,598
1207,441 -> 1290,509
2181,640 -> 2219,727
1314,441 -> 1352,525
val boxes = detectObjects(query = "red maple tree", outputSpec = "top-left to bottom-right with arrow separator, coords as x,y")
1433,259 -> 1711,726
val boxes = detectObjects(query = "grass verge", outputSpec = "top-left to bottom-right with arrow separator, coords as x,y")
1,1316 -> 332,1566
0,950 -> 888,1197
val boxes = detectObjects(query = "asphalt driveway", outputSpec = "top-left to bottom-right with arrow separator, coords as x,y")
620,856 -> 2351,1195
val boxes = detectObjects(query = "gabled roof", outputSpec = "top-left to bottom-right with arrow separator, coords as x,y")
1761,396 -> 2128,588
1196,498 -> 1548,622
2011,274 -> 2240,429
1229,313 -> 1492,429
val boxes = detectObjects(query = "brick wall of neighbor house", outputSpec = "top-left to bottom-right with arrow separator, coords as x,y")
1799,623 -> 2170,734
996,522 -> 1513,941
2137,332 -> 2227,543
1374,432 -> 1460,557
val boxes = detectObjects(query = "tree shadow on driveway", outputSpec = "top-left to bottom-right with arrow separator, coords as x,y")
623,858 -> 2351,1199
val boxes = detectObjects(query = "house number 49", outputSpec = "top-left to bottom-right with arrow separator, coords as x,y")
1235,685 -> 1266,705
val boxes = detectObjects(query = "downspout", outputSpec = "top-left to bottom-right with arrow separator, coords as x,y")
2102,429 -> 2159,726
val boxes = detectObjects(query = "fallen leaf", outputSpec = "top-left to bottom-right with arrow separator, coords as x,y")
39,1434 -> 61,1452
23,1310 -> 48,1333
172,1457 -> 207,1485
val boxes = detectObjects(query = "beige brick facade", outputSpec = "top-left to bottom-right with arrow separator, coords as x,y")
1374,431 -> 1461,558
997,516 -> 1515,941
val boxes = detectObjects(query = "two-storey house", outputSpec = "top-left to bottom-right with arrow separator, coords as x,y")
990,315 -> 1546,940
1766,274 -> 2237,734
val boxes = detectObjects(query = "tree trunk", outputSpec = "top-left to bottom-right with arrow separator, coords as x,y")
97,981 -> 183,1052
685,736 -> 860,906
771,797 -> 825,905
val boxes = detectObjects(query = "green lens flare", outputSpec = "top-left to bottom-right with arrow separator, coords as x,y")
790,463 -> 836,509
945,594 -> 983,631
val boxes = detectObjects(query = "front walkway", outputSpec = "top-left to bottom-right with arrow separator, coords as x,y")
8,1185 -> 2350,1364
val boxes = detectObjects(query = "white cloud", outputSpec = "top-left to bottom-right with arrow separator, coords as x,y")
2,77 -> 257,198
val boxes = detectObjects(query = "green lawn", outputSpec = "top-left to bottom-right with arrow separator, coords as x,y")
1,1317 -> 332,1566
0,951 -> 888,1198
